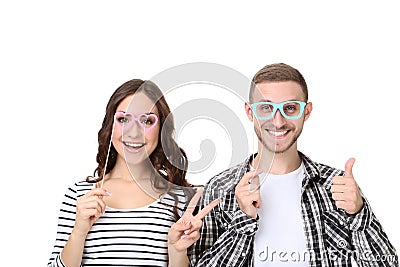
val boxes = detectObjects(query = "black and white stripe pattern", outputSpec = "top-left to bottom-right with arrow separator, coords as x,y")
189,152 -> 399,267
48,181 -> 187,267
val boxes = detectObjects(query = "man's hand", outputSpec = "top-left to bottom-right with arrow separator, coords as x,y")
235,169 -> 262,219
331,158 -> 364,215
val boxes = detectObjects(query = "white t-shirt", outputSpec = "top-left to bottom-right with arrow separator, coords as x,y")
254,163 -> 310,266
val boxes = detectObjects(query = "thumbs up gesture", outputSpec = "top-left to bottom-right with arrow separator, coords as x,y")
331,158 -> 364,215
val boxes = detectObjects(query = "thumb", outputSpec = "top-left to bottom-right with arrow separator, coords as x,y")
344,157 -> 355,177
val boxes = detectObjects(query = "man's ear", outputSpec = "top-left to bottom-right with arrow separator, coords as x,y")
304,102 -> 313,121
245,102 -> 254,122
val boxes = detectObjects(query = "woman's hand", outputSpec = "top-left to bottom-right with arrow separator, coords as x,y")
73,188 -> 111,237
168,188 -> 220,252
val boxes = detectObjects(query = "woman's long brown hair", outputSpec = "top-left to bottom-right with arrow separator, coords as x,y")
89,79 -> 193,220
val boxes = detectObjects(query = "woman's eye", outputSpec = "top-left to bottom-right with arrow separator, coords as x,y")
118,117 -> 128,123
143,119 -> 154,125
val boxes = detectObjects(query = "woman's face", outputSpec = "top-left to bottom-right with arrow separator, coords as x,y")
112,92 -> 160,166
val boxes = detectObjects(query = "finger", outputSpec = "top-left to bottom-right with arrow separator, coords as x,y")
237,169 -> 263,187
331,184 -> 347,193
334,200 -> 346,210
344,158 -> 355,177
85,188 -> 112,198
238,189 -> 261,205
78,200 -> 105,215
80,196 -> 107,213
80,195 -> 106,203
194,198 -> 220,220
184,188 -> 204,215
172,220 -> 191,232
332,192 -> 345,201
186,230 -> 200,241
181,220 -> 201,236
249,176 -> 260,192
190,219 -> 202,231
251,189 -> 261,208
80,207 -> 102,220
332,176 -> 347,185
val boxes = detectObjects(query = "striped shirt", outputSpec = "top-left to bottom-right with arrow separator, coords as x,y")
189,152 -> 399,267
48,181 -> 187,267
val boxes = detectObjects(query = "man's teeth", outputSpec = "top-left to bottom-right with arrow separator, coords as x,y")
268,130 -> 288,137
124,142 -> 145,148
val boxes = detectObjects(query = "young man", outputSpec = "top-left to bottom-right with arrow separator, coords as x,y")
189,63 -> 398,266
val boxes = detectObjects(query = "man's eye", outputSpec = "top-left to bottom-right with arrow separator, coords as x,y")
286,105 -> 296,110
260,105 -> 273,111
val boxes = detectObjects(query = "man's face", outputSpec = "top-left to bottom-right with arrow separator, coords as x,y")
245,81 -> 312,154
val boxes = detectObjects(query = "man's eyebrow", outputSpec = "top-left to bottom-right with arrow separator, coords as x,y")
254,99 -> 299,103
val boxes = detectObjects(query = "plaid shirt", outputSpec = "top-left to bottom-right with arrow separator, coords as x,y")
189,152 -> 398,267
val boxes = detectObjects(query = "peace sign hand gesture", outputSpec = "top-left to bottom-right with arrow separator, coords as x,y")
168,188 -> 220,252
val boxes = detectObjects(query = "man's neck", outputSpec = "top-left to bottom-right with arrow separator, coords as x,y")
253,147 -> 302,175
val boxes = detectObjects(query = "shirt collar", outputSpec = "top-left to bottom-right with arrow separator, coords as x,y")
245,151 -> 326,186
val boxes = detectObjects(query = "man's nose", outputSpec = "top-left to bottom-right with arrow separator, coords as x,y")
272,109 -> 287,128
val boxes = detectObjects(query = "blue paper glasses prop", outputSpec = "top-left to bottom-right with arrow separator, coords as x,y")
250,100 -> 307,120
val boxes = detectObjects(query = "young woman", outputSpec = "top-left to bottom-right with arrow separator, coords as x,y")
48,79 -> 219,267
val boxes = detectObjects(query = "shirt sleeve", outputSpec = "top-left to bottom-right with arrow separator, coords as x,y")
189,182 -> 258,267
348,196 -> 399,266
47,185 -> 80,267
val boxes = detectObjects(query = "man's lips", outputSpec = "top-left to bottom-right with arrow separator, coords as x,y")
265,129 -> 291,139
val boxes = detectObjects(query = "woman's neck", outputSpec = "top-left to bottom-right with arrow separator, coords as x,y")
108,156 -> 153,183
101,157 -> 161,201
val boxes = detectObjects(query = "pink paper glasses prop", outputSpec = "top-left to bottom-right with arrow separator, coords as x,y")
114,111 -> 159,131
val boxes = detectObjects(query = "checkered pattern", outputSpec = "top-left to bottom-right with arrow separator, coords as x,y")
189,152 -> 398,267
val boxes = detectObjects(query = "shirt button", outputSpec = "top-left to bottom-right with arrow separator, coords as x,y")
241,252 -> 246,257
223,223 -> 228,227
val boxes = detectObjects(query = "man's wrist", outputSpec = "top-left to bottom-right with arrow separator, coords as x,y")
231,209 -> 258,235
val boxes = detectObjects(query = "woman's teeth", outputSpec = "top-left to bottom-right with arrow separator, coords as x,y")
123,142 -> 145,148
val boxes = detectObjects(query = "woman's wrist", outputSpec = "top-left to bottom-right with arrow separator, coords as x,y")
168,244 -> 189,267
71,228 -> 89,240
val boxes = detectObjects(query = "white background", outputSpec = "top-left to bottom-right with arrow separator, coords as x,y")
0,1 -> 398,265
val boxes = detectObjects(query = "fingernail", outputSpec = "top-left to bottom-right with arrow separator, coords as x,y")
185,221 -> 191,226
184,229 -> 191,235
180,235 -> 187,239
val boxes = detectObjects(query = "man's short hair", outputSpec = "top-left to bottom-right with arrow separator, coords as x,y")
249,63 -> 308,102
